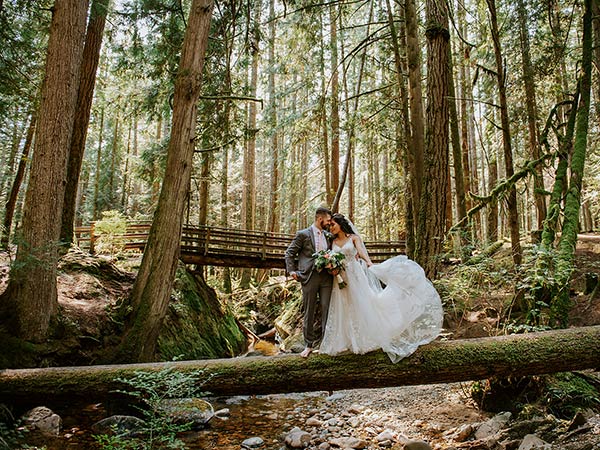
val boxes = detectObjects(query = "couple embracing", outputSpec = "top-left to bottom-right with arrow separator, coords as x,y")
284,207 -> 444,363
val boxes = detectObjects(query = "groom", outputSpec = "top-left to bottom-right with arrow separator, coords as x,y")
285,206 -> 333,358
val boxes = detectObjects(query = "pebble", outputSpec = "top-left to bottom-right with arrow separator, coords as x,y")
307,416 -> 323,427
241,436 -> 264,448
404,440 -> 433,450
375,429 -> 395,442
329,436 -> 367,449
214,408 -> 230,418
326,393 -> 346,402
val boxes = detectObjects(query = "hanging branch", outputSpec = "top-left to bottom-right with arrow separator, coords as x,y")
449,152 -> 556,233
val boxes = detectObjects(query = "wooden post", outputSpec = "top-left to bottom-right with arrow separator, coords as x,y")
89,222 -> 96,254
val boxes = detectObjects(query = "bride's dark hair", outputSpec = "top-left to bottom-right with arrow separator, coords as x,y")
331,213 -> 354,236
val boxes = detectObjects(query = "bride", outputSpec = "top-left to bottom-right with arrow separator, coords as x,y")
319,213 -> 444,363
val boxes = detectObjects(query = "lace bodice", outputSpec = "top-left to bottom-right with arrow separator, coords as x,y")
333,239 -> 358,260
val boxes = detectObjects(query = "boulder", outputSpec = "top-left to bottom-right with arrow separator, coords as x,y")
157,398 -> 214,428
285,427 -> 312,448
22,406 -> 62,436
475,411 -> 512,440
517,434 -> 551,450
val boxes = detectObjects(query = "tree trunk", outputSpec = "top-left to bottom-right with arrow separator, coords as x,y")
92,108 -> 105,221
332,1 -> 372,214
116,0 -> 215,362
593,0 -> 600,127
198,151 -> 210,226
487,150 -> 499,242
448,44 -> 467,245
267,0 -> 280,233
404,0 -> 425,230
1,326 -> 599,403
329,4 -> 340,207
386,0 -> 414,254
553,0 -> 593,327
240,0 -> 260,288
516,0 -> 546,230
61,0 -> 110,248
121,121 -> 131,210
486,0 -> 522,265
108,115 -> 119,207
415,0 -> 450,278
1,113 -> 36,250
0,0 -> 89,342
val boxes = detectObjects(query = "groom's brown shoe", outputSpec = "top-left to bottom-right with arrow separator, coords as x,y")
300,347 -> 313,358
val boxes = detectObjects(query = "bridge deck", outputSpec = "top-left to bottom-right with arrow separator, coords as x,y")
75,224 -> 405,269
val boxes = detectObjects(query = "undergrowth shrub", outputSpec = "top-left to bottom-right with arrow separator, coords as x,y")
94,211 -> 127,256
93,368 -> 211,450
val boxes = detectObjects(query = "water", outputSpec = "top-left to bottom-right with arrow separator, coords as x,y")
21,391 -> 329,450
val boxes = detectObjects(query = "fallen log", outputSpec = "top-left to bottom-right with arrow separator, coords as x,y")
0,326 -> 598,404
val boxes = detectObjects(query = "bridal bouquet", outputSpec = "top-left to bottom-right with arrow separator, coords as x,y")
313,249 -> 347,289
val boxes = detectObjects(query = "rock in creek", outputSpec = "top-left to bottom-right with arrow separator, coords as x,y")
157,397 -> 214,428
241,436 -> 265,448
22,406 -> 62,436
91,415 -> 145,437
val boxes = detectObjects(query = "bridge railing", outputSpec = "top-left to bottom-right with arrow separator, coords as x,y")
74,223 -> 405,267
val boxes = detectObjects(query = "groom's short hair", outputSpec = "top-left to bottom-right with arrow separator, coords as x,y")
315,206 -> 332,218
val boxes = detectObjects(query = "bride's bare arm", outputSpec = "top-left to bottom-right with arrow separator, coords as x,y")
352,235 -> 373,266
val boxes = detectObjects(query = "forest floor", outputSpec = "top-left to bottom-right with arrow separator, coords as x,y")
1,237 -> 600,449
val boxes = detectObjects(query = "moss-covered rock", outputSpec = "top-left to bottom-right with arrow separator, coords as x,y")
157,265 -> 246,360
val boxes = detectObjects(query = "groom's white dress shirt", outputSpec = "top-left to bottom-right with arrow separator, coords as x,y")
311,224 -> 327,252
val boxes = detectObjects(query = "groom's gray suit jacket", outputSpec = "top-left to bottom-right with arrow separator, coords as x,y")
285,227 -> 326,285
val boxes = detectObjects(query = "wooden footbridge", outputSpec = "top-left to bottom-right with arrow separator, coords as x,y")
74,224 -> 405,269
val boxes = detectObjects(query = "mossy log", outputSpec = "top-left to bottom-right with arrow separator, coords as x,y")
0,326 -> 599,403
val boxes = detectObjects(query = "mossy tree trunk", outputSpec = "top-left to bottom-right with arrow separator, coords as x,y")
1,326 -> 599,403
552,0 -> 593,327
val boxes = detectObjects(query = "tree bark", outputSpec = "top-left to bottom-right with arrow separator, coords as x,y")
1,113 -> 36,250
415,0 -> 450,278
0,0 -> 89,341
60,0 -> 110,248
117,0 -> 215,362
1,326 -> 599,403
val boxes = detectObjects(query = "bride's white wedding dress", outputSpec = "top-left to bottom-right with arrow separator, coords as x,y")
319,240 -> 444,363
